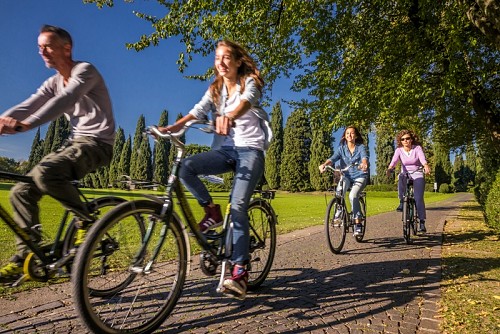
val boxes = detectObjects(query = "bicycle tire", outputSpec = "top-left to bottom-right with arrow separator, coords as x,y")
73,199 -> 187,334
325,197 -> 347,254
62,196 -> 126,273
410,199 -> 418,235
246,199 -> 277,291
402,198 -> 412,244
355,196 -> 367,242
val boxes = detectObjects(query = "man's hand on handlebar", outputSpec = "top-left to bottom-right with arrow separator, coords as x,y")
0,117 -> 29,135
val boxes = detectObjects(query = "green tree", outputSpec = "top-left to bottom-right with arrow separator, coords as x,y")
50,116 -> 70,152
85,0 -> 499,151
452,153 -> 468,192
434,143 -> 453,189
0,157 -> 20,173
42,120 -> 57,156
265,102 -> 283,189
280,108 -> 311,192
169,113 -> 185,166
25,127 -> 43,173
108,127 -> 125,187
130,115 -> 147,180
375,123 -> 396,185
119,135 -> 132,180
153,110 -> 170,185
309,120 -> 332,191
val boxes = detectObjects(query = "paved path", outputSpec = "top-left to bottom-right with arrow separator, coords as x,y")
0,193 -> 472,333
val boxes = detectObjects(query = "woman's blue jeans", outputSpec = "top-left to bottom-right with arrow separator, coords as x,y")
179,147 -> 265,265
336,176 -> 367,218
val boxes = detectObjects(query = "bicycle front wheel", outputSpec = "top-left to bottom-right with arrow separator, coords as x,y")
402,198 -> 412,244
72,199 -> 188,334
355,196 -> 367,242
246,199 -> 277,291
325,197 -> 347,254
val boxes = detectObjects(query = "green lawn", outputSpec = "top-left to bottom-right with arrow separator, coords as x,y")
0,182 -> 454,265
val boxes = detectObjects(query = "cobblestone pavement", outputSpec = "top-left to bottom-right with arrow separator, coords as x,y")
0,193 -> 472,333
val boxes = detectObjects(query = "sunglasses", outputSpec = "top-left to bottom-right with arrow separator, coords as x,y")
401,137 -> 412,141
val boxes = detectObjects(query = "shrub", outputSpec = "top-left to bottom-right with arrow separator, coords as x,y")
365,184 -> 397,192
439,183 -> 451,193
485,170 -> 500,231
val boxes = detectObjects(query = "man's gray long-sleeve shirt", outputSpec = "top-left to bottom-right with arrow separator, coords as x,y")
2,61 -> 115,145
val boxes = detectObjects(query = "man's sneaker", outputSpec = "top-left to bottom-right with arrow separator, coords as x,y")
396,202 -> 403,212
74,220 -> 92,247
419,220 -> 427,233
199,204 -> 223,233
0,256 -> 24,284
222,265 -> 248,300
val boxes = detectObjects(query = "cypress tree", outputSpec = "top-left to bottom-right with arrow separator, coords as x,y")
119,136 -> 132,181
309,120 -> 332,191
265,102 -> 283,189
50,116 -> 70,152
108,127 -> 125,187
130,115 -> 146,180
25,127 -> 42,173
280,108 -> 311,192
375,123 -> 396,185
452,154 -> 467,192
169,113 -> 184,165
433,143 -> 452,189
42,120 -> 57,156
153,110 -> 170,185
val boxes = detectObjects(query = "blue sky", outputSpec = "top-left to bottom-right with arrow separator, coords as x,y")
0,1 -> 376,173
0,0 -> 300,159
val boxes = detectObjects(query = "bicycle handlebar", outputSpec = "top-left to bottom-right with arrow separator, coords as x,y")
325,163 -> 360,173
146,119 -> 214,140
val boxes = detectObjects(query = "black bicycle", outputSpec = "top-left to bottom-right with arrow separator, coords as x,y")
72,119 -> 278,334
0,170 -> 126,287
400,167 -> 424,244
324,165 -> 367,254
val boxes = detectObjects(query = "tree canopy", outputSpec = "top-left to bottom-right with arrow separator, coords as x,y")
85,0 -> 499,153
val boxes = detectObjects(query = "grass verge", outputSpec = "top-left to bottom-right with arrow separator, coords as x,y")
441,199 -> 500,334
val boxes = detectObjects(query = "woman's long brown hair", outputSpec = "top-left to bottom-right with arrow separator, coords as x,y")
209,40 -> 264,108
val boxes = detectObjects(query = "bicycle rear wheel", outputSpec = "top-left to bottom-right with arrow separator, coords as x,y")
246,199 -> 277,291
325,197 -> 347,254
62,196 -> 126,273
72,199 -> 187,334
355,196 -> 367,242
402,198 -> 412,244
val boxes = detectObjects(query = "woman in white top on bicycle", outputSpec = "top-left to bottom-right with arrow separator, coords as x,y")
158,40 -> 271,300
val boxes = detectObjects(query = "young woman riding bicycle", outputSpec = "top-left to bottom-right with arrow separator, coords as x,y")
319,126 -> 369,235
157,40 -> 271,300
386,129 -> 431,232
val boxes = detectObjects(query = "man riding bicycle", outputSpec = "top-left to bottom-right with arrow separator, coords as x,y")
0,25 -> 115,284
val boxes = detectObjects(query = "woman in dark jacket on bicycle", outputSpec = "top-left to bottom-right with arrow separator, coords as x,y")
386,129 -> 431,232
319,126 -> 369,235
